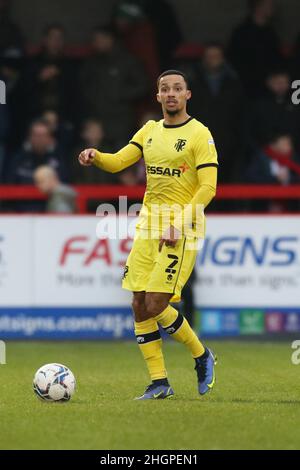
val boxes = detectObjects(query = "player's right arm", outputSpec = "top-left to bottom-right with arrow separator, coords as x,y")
78,144 -> 142,173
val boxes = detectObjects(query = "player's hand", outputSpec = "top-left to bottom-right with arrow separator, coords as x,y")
78,148 -> 97,166
159,225 -> 181,252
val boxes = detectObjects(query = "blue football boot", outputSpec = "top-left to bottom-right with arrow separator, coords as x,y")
135,383 -> 174,400
195,348 -> 217,395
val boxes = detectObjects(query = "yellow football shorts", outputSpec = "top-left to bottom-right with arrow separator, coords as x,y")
122,229 -> 200,302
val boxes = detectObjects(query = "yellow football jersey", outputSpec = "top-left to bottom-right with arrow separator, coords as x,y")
130,117 -> 218,236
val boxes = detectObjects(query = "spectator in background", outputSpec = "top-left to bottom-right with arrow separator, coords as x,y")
72,119 -> 117,184
41,109 -> 74,156
247,70 -> 300,154
142,0 -> 182,69
228,0 -> 281,97
111,1 -> 160,85
247,133 -> 300,211
247,133 -> 300,184
112,0 -> 182,71
0,61 -> 24,149
80,26 -> 147,147
0,0 -> 24,58
24,24 -> 76,121
185,44 -> 244,182
118,164 -> 138,186
34,165 -> 77,213
0,0 -> 25,148
73,118 -> 139,213
6,119 -> 67,185
75,118 -> 138,187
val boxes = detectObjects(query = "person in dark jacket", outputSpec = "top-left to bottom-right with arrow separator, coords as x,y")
6,119 -> 67,185
184,44 -> 244,182
228,0 -> 282,98
142,0 -> 182,69
0,1 -> 25,148
0,0 -> 24,58
24,24 -> 77,122
41,109 -> 74,157
111,0 -> 182,70
80,26 -> 147,147
247,70 -> 300,154
72,118 -> 118,184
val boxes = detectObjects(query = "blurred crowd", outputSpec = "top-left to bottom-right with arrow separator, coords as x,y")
0,0 -> 300,212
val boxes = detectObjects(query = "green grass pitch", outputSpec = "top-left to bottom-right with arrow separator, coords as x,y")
0,340 -> 299,450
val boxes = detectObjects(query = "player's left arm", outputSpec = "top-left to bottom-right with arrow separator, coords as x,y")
159,128 -> 218,251
181,164 -> 217,214
159,166 -> 217,251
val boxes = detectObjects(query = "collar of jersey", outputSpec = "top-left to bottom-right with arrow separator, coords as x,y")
163,116 -> 194,129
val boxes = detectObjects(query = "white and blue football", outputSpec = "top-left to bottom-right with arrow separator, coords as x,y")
33,363 -> 76,402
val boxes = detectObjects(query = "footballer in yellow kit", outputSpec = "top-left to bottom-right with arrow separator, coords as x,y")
78,70 -> 218,400
123,115 -> 218,303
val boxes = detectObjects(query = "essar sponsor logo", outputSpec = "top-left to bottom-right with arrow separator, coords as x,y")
147,165 -> 182,177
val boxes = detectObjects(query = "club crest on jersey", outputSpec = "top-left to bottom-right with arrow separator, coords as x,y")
174,139 -> 187,152
146,138 -> 152,147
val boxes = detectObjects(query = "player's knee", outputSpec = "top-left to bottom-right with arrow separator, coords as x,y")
132,297 -> 147,322
145,294 -> 169,318
132,298 -> 143,314
134,311 -> 145,322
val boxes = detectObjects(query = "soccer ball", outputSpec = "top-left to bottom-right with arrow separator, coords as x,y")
33,363 -> 76,402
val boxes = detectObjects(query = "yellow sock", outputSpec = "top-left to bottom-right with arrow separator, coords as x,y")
155,305 -> 205,359
134,318 -> 167,381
